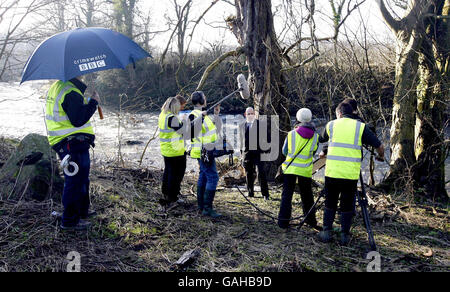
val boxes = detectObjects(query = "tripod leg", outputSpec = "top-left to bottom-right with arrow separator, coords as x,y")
358,173 -> 377,251
297,191 -> 325,230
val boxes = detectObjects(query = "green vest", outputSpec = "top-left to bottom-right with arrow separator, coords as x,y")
325,118 -> 365,180
190,110 -> 217,159
158,111 -> 185,157
45,80 -> 95,146
282,130 -> 319,178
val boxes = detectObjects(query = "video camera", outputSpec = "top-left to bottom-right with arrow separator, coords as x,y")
201,138 -> 234,166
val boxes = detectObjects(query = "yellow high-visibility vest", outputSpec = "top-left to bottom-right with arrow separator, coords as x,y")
282,130 -> 319,178
158,111 -> 185,157
45,80 -> 95,146
325,118 -> 365,180
190,109 -> 217,159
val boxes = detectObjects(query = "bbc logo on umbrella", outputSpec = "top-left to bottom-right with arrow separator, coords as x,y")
79,60 -> 106,72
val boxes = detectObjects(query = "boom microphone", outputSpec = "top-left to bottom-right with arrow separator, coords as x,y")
205,74 -> 251,113
237,74 -> 250,99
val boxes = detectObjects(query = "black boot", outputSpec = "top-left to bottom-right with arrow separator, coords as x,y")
262,188 -> 270,201
202,190 -> 222,218
303,208 -> 323,231
260,177 -> 270,200
197,186 -> 206,213
340,212 -> 354,246
246,168 -> 255,197
302,204 -> 321,231
317,208 -> 336,243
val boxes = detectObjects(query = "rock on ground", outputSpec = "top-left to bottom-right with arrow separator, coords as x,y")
0,133 -> 63,201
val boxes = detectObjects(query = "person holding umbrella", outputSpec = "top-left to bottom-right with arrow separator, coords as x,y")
21,27 -> 152,231
46,77 -> 99,231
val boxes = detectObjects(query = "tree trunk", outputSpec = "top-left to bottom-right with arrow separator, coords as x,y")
384,29 -> 420,187
229,0 -> 291,180
113,0 -> 136,38
414,0 -> 449,199
85,0 -> 95,27
378,0 -> 448,199
57,1 -> 67,32
0,134 -> 63,202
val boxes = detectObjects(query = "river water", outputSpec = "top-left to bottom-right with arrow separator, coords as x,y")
0,81 -> 448,190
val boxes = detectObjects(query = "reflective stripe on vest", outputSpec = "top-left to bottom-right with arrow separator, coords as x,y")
45,85 -> 73,122
45,81 -> 95,146
190,110 -> 217,159
48,123 -> 93,137
158,111 -> 185,157
282,130 -> 319,178
325,118 -> 365,180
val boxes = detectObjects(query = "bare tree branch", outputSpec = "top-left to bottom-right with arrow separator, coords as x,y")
376,0 -> 401,33
196,47 -> 244,91
176,0 -> 220,90
158,0 -> 192,67
280,52 -> 320,72
221,0 -> 235,6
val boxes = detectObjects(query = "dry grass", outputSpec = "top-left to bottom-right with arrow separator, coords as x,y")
0,137 -> 448,272
0,159 -> 448,272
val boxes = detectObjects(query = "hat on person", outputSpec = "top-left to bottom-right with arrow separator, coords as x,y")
296,108 -> 312,123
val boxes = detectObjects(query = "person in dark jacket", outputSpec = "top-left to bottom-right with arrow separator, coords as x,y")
278,108 -> 321,230
46,77 -> 99,231
321,98 -> 376,155
317,102 -> 384,246
239,107 -> 270,200
343,98 -> 360,120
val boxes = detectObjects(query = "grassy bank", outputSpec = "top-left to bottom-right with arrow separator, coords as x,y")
0,153 -> 448,272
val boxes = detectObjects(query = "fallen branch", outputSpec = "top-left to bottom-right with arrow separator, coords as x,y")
416,236 -> 450,247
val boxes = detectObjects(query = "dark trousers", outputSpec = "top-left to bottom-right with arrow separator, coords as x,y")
57,148 -> 91,227
243,153 -> 269,198
324,177 -> 358,213
162,155 -> 187,204
278,174 -> 315,228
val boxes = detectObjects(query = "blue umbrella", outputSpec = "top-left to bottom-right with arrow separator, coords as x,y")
21,27 -> 152,83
